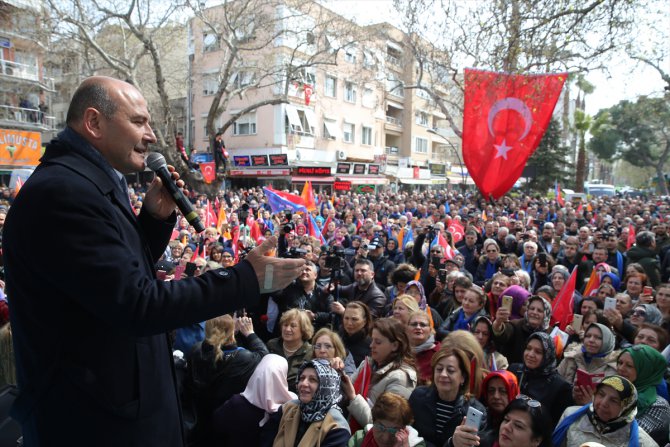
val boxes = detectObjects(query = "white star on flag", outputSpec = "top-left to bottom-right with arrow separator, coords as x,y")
494,139 -> 513,160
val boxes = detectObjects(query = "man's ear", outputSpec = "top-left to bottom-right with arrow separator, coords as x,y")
81,108 -> 103,139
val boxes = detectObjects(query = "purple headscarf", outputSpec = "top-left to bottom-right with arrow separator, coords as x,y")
497,285 -> 531,320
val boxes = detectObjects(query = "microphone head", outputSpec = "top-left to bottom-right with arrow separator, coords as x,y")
146,152 -> 167,171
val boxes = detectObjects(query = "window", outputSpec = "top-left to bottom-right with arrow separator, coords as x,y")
323,119 -> 338,140
285,106 -> 315,136
233,112 -> 257,135
415,111 -> 429,126
234,19 -> 255,43
202,75 -> 218,96
344,46 -> 357,64
325,75 -> 337,97
203,33 -> 219,52
232,71 -> 253,89
343,123 -> 354,143
344,82 -> 357,103
414,137 -> 428,153
362,126 -> 372,145
363,50 -> 375,68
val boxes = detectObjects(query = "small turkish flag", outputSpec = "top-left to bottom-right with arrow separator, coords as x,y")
447,220 -> 465,243
201,161 -> 216,184
462,69 -> 566,200
304,84 -> 313,106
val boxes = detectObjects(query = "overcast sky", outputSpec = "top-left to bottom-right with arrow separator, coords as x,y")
322,0 -> 667,115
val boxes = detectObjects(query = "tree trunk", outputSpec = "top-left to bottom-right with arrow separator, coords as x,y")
657,164 -> 670,196
575,131 -> 586,192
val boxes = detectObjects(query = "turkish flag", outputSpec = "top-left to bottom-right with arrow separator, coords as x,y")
551,265 -> 577,330
304,84 -> 313,105
201,161 -> 216,184
447,219 -> 465,243
462,69 -> 566,200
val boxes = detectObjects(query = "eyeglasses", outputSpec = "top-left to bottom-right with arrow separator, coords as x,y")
314,343 -> 334,351
516,394 -> 541,408
409,322 -> 429,328
431,250 -> 442,253
631,309 -> 647,317
373,422 -> 401,435
486,249 -> 498,253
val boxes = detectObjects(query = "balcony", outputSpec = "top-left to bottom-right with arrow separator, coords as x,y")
0,59 -> 55,91
385,116 -> 402,127
0,105 -> 56,131
385,146 -> 399,155
386,54 -> 400,66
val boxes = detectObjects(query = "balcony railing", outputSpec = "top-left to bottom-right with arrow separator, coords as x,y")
385,146 -> 399,155
0,105 -> 56,129
386,54 -> 400,66
385,116 -> 402,127
0,59 -> 39,82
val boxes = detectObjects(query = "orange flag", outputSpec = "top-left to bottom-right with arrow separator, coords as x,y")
301,181 -> 317,211
582,269 -> 600,297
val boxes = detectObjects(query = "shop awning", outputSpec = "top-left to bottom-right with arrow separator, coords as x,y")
304,108 -> 318,132
323,119 -> 339,139
292,176 -> 335,183
399,178 -> 433,185
337,175 -> 388,185
285,105 -> 302,131
447,175 -> 476,185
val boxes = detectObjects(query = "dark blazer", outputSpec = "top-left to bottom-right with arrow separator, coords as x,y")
4,129 -> 260,447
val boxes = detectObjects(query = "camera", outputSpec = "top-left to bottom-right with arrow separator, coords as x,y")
283,211 -> 294,234
282,247 -> 307,258
324,246 -> 354,270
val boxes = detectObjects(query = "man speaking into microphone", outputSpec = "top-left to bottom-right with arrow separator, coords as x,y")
3,76 -> 306,446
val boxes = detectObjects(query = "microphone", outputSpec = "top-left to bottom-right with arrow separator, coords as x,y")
146,152 -> 205,233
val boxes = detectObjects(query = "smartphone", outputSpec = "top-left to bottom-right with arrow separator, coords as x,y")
156,270 -> 167,281
438,269 -> 448,283
174,265 -> 185,280
643,286 -> 653,295
465,406 -> 483,430
572,313 -> 584,331
502,295 -> 514,311
185,262 -> 198,277
604,297 -> 617,311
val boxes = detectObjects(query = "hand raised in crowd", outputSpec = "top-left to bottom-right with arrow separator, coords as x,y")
451,418 -> 480,447
564,324 -> 585,341
638,290 -> 654,304
144,164 -> 183,221
329,357 -> 345,373
330,301 -> 345,315
603,308 -> 624,330
245,236 -> 306,294
340,372 -> 356,401
392,427 -> 411,447
493,306 -> 510,332
572,384 -> 595,406
235,315 -> 254,337
435,278 -> 445,293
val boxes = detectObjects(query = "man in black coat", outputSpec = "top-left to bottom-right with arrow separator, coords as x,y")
329,258 -> 387,318
3,76 -> 305,447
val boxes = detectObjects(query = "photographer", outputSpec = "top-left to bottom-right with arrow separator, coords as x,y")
367,237 -> 396,290
327,259 -> 387,319
316,247 -> 353,290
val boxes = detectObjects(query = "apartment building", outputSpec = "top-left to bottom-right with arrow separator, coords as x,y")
189,0 -> 467,193
0,0 -> 56,180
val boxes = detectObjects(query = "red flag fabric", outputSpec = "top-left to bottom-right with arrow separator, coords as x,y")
14,177 -> 23,197
200,161 -> 216,184
300,181 -> 317,211
551,266 -> 578,330
626,224 -> 636,250
304,84 -> 313,106
447,220 -> 465,244
206,200 -> 217,228
247,215 -> 262,243
462,69 -> 567,200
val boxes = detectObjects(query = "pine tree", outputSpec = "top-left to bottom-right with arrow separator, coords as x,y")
526,118 -> 573,193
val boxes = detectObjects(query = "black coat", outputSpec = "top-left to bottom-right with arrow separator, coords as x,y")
508,362 -> 574,426
409,386 -> 487,447
4,129 -> 260,447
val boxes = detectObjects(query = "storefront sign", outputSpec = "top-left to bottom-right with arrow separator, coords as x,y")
336,163 -> 351,174
353,164 -> 366,175
0,129 -> 42,166
251,155 -> 269,166
269,154 -> 289,166
296,166 -> 331,176
356,184 -> 375,193
233,155 -> 251,167
429,163 -> 446,175
333,181 -> 352,191
230,169 -> 290,176
368,164 -> 380,175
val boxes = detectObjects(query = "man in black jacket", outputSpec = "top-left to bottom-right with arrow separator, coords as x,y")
3,76 -> 305,447
329,258 -> 386,318
367,236 -> 396,290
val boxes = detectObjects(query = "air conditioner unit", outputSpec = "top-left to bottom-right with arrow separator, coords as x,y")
336,150 -> 347,160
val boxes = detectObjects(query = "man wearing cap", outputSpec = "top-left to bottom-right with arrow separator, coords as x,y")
367,236 -> 396,290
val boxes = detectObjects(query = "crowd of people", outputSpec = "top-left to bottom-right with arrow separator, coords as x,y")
2,171 -> 670,446
86,182 -> 669,447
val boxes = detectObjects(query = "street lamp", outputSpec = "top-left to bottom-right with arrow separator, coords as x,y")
427,127 -> 467,191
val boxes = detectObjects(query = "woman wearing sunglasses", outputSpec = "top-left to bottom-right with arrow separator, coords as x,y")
552,375 -> 657,447
407,310 -> 441,385
452,395 -> 552,447
348,392 -> 426,447
409,347 -> 487,447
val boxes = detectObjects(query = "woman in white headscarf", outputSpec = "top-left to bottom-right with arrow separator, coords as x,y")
213,354 -> 297,446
